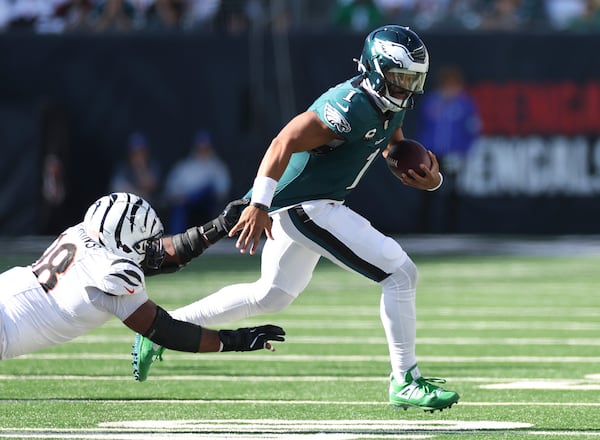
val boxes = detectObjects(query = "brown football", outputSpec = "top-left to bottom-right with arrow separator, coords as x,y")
385,139 -> 431,179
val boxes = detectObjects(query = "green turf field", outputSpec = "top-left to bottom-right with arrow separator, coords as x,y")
1,249 -> 599,439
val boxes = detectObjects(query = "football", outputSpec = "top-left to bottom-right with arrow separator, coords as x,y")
385,139 -> 431,179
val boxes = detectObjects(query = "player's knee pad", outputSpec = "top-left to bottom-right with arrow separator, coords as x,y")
252,285 -> 296,314
380,256 -> 418,293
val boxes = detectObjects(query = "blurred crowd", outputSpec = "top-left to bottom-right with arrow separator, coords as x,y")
109,130 -> 231,235
1,0 -> 599,34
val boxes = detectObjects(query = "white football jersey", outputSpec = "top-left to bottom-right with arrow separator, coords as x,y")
0,223 -> 149,360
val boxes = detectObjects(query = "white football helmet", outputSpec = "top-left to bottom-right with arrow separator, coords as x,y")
83,192 -> 165,269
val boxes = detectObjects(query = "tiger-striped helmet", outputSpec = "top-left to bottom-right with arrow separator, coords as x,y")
83,192 -> 165,269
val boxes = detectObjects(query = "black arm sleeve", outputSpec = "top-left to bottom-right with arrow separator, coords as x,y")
171,199 -> 249,266
144,220 -> 226,276
143,306 -> 202,353
171,216 -> 231,266
171,225 -> 212,265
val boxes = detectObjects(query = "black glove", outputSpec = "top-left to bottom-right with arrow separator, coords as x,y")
218,324 -> 286,352
219,198 -> 250,232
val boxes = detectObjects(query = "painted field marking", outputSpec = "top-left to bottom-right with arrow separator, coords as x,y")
70,335 -> 600,346
101,418 -> 532,433
479,373 -> 600,390
287,305 -> 600,318
481,379 -> 600,390
2,374 -> 600,385
419,321 -> 600,331
527,431 -> 600,437
1,398 -> 599,407
2,374 -> 387,382
293,336 -> 600,346
5,425 -> 600,440
0,419 -> 536,440
13,353 -> 600,363
0,433 -> 436,440
98,319 -> 600,331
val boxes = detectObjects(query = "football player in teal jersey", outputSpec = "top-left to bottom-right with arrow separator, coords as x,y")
133,25 -> 459,412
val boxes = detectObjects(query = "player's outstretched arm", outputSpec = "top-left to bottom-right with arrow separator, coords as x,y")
124,300 -> 285,353
145,199 -> 249,275
230,111 -> 340,255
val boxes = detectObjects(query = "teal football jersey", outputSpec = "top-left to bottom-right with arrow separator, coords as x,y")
246,76 -> 406,210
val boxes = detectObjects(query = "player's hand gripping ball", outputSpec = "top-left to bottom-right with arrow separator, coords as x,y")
385,139 -> 432,179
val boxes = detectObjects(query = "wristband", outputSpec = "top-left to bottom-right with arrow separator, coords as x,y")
426,172 -> 444,192
250,176 -> 278,208
250,202 -> 269,212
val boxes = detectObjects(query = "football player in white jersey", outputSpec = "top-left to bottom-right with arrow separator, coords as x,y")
0,192 -> 285,375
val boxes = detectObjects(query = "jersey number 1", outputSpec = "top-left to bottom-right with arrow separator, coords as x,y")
346,149 -> 380,190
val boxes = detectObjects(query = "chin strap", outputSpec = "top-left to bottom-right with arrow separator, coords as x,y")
361,78 -> 396,112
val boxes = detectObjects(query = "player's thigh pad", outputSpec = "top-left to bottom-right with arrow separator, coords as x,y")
279,201 -> 408,280
259,214 -> 320,297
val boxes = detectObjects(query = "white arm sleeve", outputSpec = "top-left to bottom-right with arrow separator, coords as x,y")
87,287 -> 148,321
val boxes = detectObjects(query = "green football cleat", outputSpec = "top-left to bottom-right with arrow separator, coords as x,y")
389,365 -> 459,412
132,333 -> 165,382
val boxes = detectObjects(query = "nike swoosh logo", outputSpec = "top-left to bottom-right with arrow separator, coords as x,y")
125,286 -> 135,294
374,138 -> 386,145
336,103 -> 349,112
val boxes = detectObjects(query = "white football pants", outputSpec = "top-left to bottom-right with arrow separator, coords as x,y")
171,199 -> 418,378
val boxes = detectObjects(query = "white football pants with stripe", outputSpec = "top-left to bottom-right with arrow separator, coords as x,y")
170,199 -> 418,379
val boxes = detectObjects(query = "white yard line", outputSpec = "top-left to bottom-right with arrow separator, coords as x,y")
69,335 -> 600,346
287,305 -> 600,318
12,353 -> 600,362
98,319 -> 600,331
1,375 -> 599,385
2,419 -> 600,439
0,398 -> 599,407
247,320 -> 600,331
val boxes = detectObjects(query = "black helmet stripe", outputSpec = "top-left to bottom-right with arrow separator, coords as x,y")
130,197 -> 143,232
98,193 -> 118,235
143,203 -> 150,229
151,216 -> 159,235
113,201 -> 130,253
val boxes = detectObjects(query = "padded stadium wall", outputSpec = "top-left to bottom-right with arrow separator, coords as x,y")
0,32 -> 599,235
